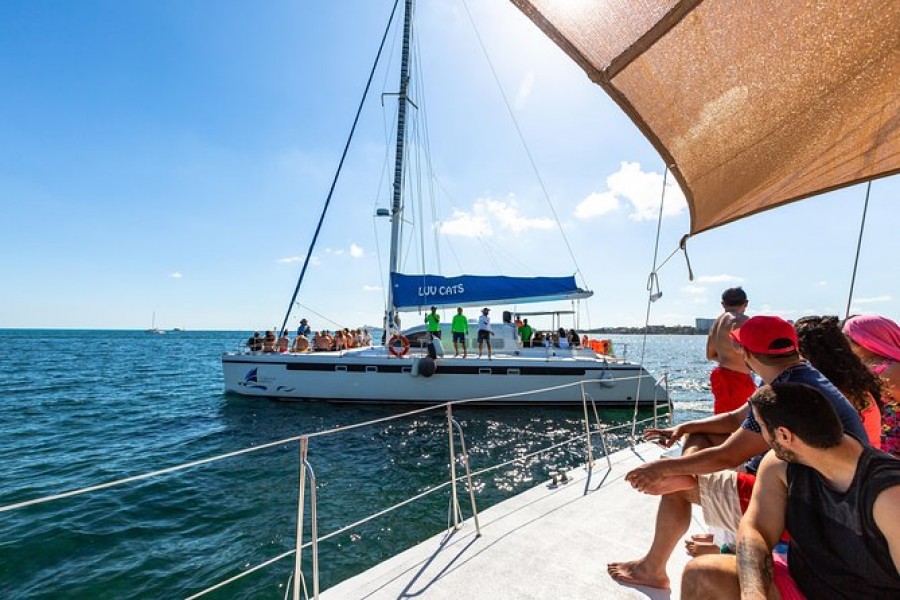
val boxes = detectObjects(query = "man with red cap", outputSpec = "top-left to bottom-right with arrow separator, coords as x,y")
608,315 -> 867,590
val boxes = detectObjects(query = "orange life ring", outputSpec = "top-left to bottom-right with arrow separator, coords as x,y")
388,334 -> 410,357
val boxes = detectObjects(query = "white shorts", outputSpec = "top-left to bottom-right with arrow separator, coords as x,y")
697,470 -> 741,532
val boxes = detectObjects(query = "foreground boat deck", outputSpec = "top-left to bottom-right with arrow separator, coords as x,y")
322,441 -> 705,599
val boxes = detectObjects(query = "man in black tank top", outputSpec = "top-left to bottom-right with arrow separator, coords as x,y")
681,383 -> 900,599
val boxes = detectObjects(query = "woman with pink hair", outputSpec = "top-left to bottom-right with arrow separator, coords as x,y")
843,315 -> 900,455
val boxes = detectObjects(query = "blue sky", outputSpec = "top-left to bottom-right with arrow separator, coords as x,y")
1,1 -> 897,331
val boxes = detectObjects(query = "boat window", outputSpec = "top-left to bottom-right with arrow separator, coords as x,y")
506,368 -> 520,375
478,368 -> 492,375
365,366 -> 377,373
335,365 -> 348,372
401,366 -> 411,374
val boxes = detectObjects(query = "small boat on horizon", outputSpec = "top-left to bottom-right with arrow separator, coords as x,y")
145,312 -> 165,335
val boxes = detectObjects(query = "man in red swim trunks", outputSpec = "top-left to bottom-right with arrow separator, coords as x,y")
707,287 -> 756,414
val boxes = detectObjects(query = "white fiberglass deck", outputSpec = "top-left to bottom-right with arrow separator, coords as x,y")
322,441 -> 705,599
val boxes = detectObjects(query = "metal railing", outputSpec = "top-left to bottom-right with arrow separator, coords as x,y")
1,373 -> 672,600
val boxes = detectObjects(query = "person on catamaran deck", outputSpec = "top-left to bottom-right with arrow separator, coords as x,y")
608,315 -> 867,590
681,382 -> 900,599
477,307 -> 493,359
297,318 -> 311,338
425,306 -> 441,339
291,334 -> 309,353
277,331 -> 290,353
844,314 -> 900,456
262,330 -> 277,353
360,328 -> 372,346
518,318 -> 533,348
532,329 -> 544,347
247,331 -> 263,352
313,331 -> 329,351
451,307 -> 468,358
707,287 -> 756,414
795,315 -> 884,448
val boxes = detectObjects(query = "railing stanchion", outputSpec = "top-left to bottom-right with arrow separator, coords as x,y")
293,436 -> 308,600
450,418 -> 481,537
447,404 -> 460,529
665,372 -> 673,419
580,382 -> 594,470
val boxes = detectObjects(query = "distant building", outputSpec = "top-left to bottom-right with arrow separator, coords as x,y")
695,318 -> 715,334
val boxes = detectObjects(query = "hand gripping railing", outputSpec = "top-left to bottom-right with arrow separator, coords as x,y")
447,404 -> 481,535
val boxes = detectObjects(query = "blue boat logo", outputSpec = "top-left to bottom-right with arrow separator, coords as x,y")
240,368 -> 268,390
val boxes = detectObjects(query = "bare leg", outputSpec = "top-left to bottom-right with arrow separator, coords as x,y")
682,432 -> 731,455
608,482 -> 701,589
681,554 -> 740,600
486,340 -> 491,359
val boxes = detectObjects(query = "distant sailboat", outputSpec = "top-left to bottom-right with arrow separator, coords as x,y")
145,312 -> 165,335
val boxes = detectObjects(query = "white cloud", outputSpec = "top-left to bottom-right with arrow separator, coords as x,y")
310,256 -> 321,266
681,284 -> 707,295
853,295 -> 893,305
440,195 -> 553,237
169,272 -> 183,279
818,281 -> 828,287
514,72 -> 535,110
574,162 -> 687,222
362,284 -> 381,292
349,243 -> 365,258
695,274 -> 744,284
277,256 -> 303,264
574,191 -> 619,219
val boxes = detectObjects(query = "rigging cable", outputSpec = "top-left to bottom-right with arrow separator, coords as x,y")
460,0 -> 587,288
278,0 -> 402,335
845,180 -> 872,319
630,165 -> 672,441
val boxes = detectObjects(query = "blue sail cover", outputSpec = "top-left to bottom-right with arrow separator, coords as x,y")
390,273 -> 592,311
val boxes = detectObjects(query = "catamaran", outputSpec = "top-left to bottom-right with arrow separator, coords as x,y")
221,1 -> 668,407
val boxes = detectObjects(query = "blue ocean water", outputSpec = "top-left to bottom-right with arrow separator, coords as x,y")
0,330 -> 711,599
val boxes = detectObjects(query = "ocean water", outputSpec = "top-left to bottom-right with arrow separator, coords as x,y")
0,330 -> 712,599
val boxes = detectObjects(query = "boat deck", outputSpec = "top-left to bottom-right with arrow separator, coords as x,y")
322,441 -> 705,599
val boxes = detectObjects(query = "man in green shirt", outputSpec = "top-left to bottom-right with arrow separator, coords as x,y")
425,306 -> 441,339
451,307 -> 469,358
518,318 -> 534,348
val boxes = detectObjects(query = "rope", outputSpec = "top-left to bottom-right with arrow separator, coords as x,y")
459,0 -> 587,289
630,165 -> 671,440
278,0 -> 402,336
845,180 -> 872,319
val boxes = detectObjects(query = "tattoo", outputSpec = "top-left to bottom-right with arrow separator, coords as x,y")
736,537 -> 774,598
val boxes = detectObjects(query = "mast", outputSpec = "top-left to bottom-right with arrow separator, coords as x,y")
384,0 -> 413,336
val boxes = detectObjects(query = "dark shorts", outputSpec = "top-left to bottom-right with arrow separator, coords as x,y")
453,332 -> 465,343
477,330 -> 491,342
429,330 -> 442,339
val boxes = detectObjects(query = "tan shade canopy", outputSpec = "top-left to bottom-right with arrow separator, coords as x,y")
511,0 -> 900,235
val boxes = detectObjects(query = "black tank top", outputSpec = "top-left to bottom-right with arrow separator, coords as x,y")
786,444 -> 900,598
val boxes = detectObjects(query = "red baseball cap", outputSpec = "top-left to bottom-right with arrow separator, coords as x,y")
730,315 -> 798,355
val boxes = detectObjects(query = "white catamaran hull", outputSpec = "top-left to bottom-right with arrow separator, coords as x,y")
222,348 -> 668,406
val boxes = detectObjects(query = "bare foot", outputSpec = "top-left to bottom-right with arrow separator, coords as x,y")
607,559 -> 670,589
690,533 -> 714,543
684,539 -> 721,557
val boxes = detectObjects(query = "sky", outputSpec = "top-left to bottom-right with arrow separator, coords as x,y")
1,0 -> 897,332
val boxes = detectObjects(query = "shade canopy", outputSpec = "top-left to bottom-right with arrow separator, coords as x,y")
511,0 -> 900,234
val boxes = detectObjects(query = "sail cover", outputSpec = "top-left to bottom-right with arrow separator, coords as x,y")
510,0 -> 900,234
390,273 -> 592,311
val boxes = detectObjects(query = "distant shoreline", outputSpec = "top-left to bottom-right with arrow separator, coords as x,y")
585,325 -> 706,335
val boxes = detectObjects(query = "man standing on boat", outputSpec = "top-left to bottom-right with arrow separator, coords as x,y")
451,307 -> 468,358
608,315 -> 867,590
297,318 -> 311,338
519,319 -> 533,348
425,306 -> 441,339
478,308 -> 493,359
707,287 -> 755,414
682,383 -> 900,598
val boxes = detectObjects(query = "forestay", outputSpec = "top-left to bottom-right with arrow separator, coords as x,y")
510,0 -> 900,235
390,273 -> 592,311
